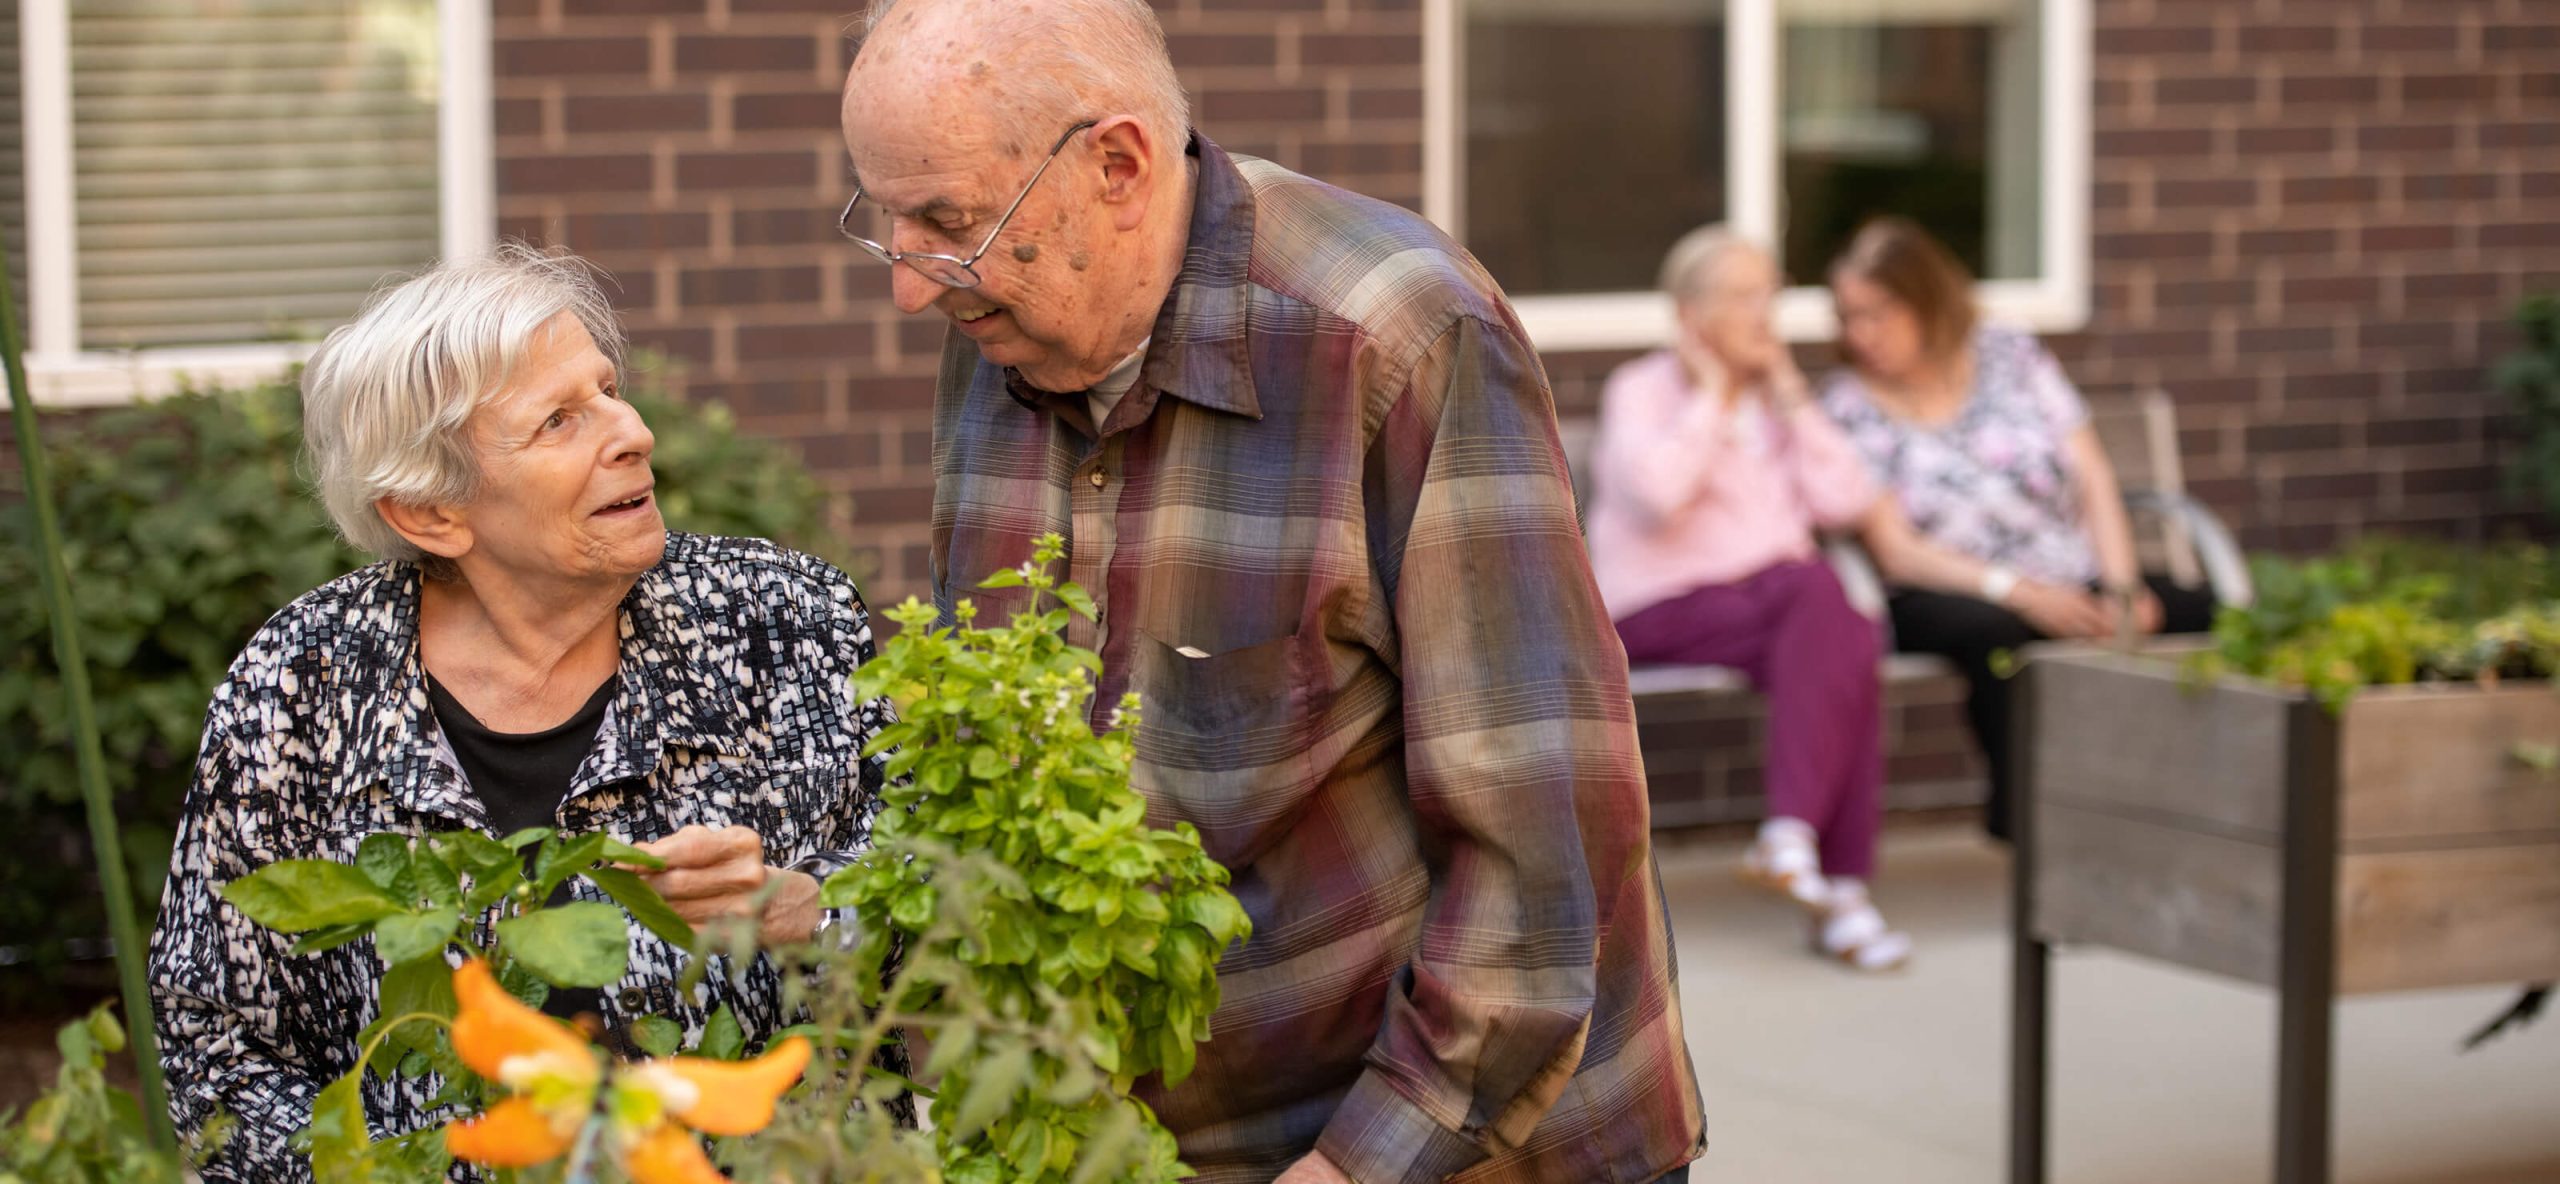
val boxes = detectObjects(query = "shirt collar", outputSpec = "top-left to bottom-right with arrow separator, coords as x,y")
339,541 -> 760,826
1003,132 -> 1263,427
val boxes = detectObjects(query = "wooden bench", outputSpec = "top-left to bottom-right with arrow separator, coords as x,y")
1560,388 -> 2253,824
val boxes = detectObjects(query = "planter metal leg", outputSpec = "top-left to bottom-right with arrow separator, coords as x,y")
2008,665 -> 2049,1184
2276,698 -> 2340,1184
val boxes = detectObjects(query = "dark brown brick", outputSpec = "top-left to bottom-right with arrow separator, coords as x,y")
495,97 -> 544,137
2280,73 -> 2380,105
496,37 -> 649,78
2406,273 -> 2503,303
1194,0 -> 1327,10
2239,24 -> 2338,54
2482,222 -> 2560,250
734,90 -> 843,132
563,211 -> 712,251
676,34 -> 819,73
2357,122 -> 2460,154
2400,72 -> 2499,105
501,153 -> 653,194
2276,369 -> 2383,403
2280,174 -> 2379,205
2403,465 -> 2496,496
1301,33 -> 1421,69
678,150 -> 819,191
566,94 -> 711,135
2365,320 -> 2463,351
2095,229 -> 2214,262
2360,222 -> 2458,253
2102,26 -> 2217,55
2237,324 -> 2336,355
2155,177 -> 2258,208
680,266 -> 825,308
2152,74 -> 2256,106
2236,124 -> 2334,155
736,205 -> 842,248
2367,416 -> 2470,448
2157,278 -> 2256,306
2481,22 -> 2560,51
2237,226 -> 2337,256
854,484 -> 936,524
602,268 -> 658,309
737,320 -> 872,361
688,379 -> 827,420
2245,421 -> 2346,453
1298,141 -> 1421,177
2480,120 -> 2560,151
2362,23 -> 2459,53
1199,87 -> 1326,123
2283,472 -> 2379,500
1168,33 -> 1277,68
563,0 -> 700,13
2283,274 -> 2380,305
2096,127 -> 2215,157
2401,172 -> 2499,203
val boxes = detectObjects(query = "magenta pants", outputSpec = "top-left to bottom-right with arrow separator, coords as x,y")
1613,560 -> 1886,878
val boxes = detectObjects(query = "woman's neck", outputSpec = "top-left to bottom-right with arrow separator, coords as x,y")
1870,349 -> 1972,427
417,568 -> 630,732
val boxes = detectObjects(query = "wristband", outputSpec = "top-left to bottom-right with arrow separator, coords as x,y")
1979,565 -> 2021,605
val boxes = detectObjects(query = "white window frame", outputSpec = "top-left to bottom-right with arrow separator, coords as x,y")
13,0 -> 494,406
1423,0 -> 2090,351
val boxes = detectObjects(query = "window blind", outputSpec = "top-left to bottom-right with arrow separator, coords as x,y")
69,0 -> 441,351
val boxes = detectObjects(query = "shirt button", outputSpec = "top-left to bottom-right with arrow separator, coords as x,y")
1088,469 -> 1107,489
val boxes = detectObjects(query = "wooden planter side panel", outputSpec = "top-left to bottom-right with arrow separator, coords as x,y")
2336,846 -> 2560,993
2337,685 -> 2560,844
2028,652 -> 2298,985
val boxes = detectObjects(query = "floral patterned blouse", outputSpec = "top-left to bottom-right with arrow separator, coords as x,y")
1820,325 -> 2101,588
145,532 -> 890,1183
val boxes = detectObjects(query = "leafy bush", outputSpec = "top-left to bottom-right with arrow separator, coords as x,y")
0,1005 -> 225,1184
2191,538 -> 2560,707
2495,293 -> 2560,522
0,369 -> 841,992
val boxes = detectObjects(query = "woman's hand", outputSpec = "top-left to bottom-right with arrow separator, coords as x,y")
2101,586 -> 2165,636
2007,581 -> 2112,640
629,824 -> 823,947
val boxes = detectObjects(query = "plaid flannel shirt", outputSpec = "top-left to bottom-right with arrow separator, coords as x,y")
929,135 -> 1705,1184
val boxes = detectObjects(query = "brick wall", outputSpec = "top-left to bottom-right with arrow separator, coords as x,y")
492,0 -> 1425,603
494,0 -> 2557,827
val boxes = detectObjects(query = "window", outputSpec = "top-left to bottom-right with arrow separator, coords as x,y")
11,0 -> 492,404
1426,0 -> 2089,350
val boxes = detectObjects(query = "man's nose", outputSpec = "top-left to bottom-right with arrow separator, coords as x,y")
889,261 -> 944,315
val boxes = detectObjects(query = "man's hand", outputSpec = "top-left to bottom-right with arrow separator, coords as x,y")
1274,1151 -> 1354,1184
628,824 -> 822,947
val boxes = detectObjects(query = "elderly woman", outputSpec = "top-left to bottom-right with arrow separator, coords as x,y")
145,245 -> 887,1181
1585,226 -> 1911,971
1823,217 -> 2217,840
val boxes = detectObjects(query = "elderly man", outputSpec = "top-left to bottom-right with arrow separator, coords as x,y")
838,2 -> 1704,1182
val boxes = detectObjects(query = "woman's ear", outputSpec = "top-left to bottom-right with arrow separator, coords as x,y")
376,498 -> 474,565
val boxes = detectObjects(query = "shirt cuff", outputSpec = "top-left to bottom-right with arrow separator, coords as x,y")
1314,1070 -> 1491,1184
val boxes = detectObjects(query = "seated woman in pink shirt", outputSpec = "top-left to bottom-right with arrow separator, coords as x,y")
1586,226 -> 1910,971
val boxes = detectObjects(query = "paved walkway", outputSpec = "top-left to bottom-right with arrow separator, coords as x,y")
1659,826 -> 2560,1184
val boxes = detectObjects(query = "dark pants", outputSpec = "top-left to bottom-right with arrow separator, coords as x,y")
1655,1167 -> 1691,1183
1615,561 -> 1886,877
1888,573 -> 2217,840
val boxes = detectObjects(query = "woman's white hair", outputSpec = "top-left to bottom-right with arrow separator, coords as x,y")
301,242 -> 625,563
862,0 -> 1191,158
1658,223 -> 1760,307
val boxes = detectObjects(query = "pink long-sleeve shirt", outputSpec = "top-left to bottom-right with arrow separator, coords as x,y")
1585,349 -> 1881,621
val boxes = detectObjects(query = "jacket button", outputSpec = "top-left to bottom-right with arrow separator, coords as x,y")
617,987 -> 648,1011
1088,468 -> 1107,489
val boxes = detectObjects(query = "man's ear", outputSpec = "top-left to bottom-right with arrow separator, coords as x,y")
376,497 -> 474,565
1088,115 -> 1161,232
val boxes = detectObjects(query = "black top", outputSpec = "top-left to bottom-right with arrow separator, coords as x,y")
426,670 -> 619,1029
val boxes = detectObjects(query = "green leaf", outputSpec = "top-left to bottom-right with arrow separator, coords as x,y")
585,866 -> 697,951
947,1043 -> 1029,1142
495,901 -> 630,988
303,1067 -> 371,1180
222,860 -> 403,933
628,1015 -> 682,1059
354,834 -> 412,895
291,922 -> 376,956
698,1003 -> 746,1061
439,832 -> 526,916
373,911 -> 456,967
496,827 -> 556,852
535,832 -> 609,899
977,567 -> 1028,590
598,836 -> 668,871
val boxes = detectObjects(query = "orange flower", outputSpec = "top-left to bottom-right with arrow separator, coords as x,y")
439,959 -> 811,1184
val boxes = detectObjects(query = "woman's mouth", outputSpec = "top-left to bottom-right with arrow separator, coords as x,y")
595,491 -> 653,516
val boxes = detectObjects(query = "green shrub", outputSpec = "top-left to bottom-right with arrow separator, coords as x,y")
2496,293 -> 2560,523
0,369 -> 842,993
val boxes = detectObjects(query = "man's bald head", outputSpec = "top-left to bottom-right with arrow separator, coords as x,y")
847,0 -> 1190,161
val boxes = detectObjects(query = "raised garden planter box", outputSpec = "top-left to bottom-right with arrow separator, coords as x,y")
2009,642 -> 2560,1184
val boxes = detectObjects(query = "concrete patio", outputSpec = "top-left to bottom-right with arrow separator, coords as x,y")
1659,826 -> 2560,1184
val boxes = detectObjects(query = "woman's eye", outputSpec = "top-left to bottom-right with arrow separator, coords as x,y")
542,409 -> 568,431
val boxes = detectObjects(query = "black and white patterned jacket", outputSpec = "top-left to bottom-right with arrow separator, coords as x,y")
145,532 -> 890,1183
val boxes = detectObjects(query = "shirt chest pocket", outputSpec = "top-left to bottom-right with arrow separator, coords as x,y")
1124,629 -> 1322,866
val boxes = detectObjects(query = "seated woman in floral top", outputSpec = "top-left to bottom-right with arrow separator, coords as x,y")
146,245 -> 890,1182
1822,217 -> 2216,841
1586,226 -> 1911,971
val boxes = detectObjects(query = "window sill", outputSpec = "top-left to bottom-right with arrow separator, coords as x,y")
1510,277 -> 2093,355
8,344 -> 312,407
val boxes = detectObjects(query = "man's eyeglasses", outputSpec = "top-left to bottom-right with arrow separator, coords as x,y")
836,119 -> 1099,290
